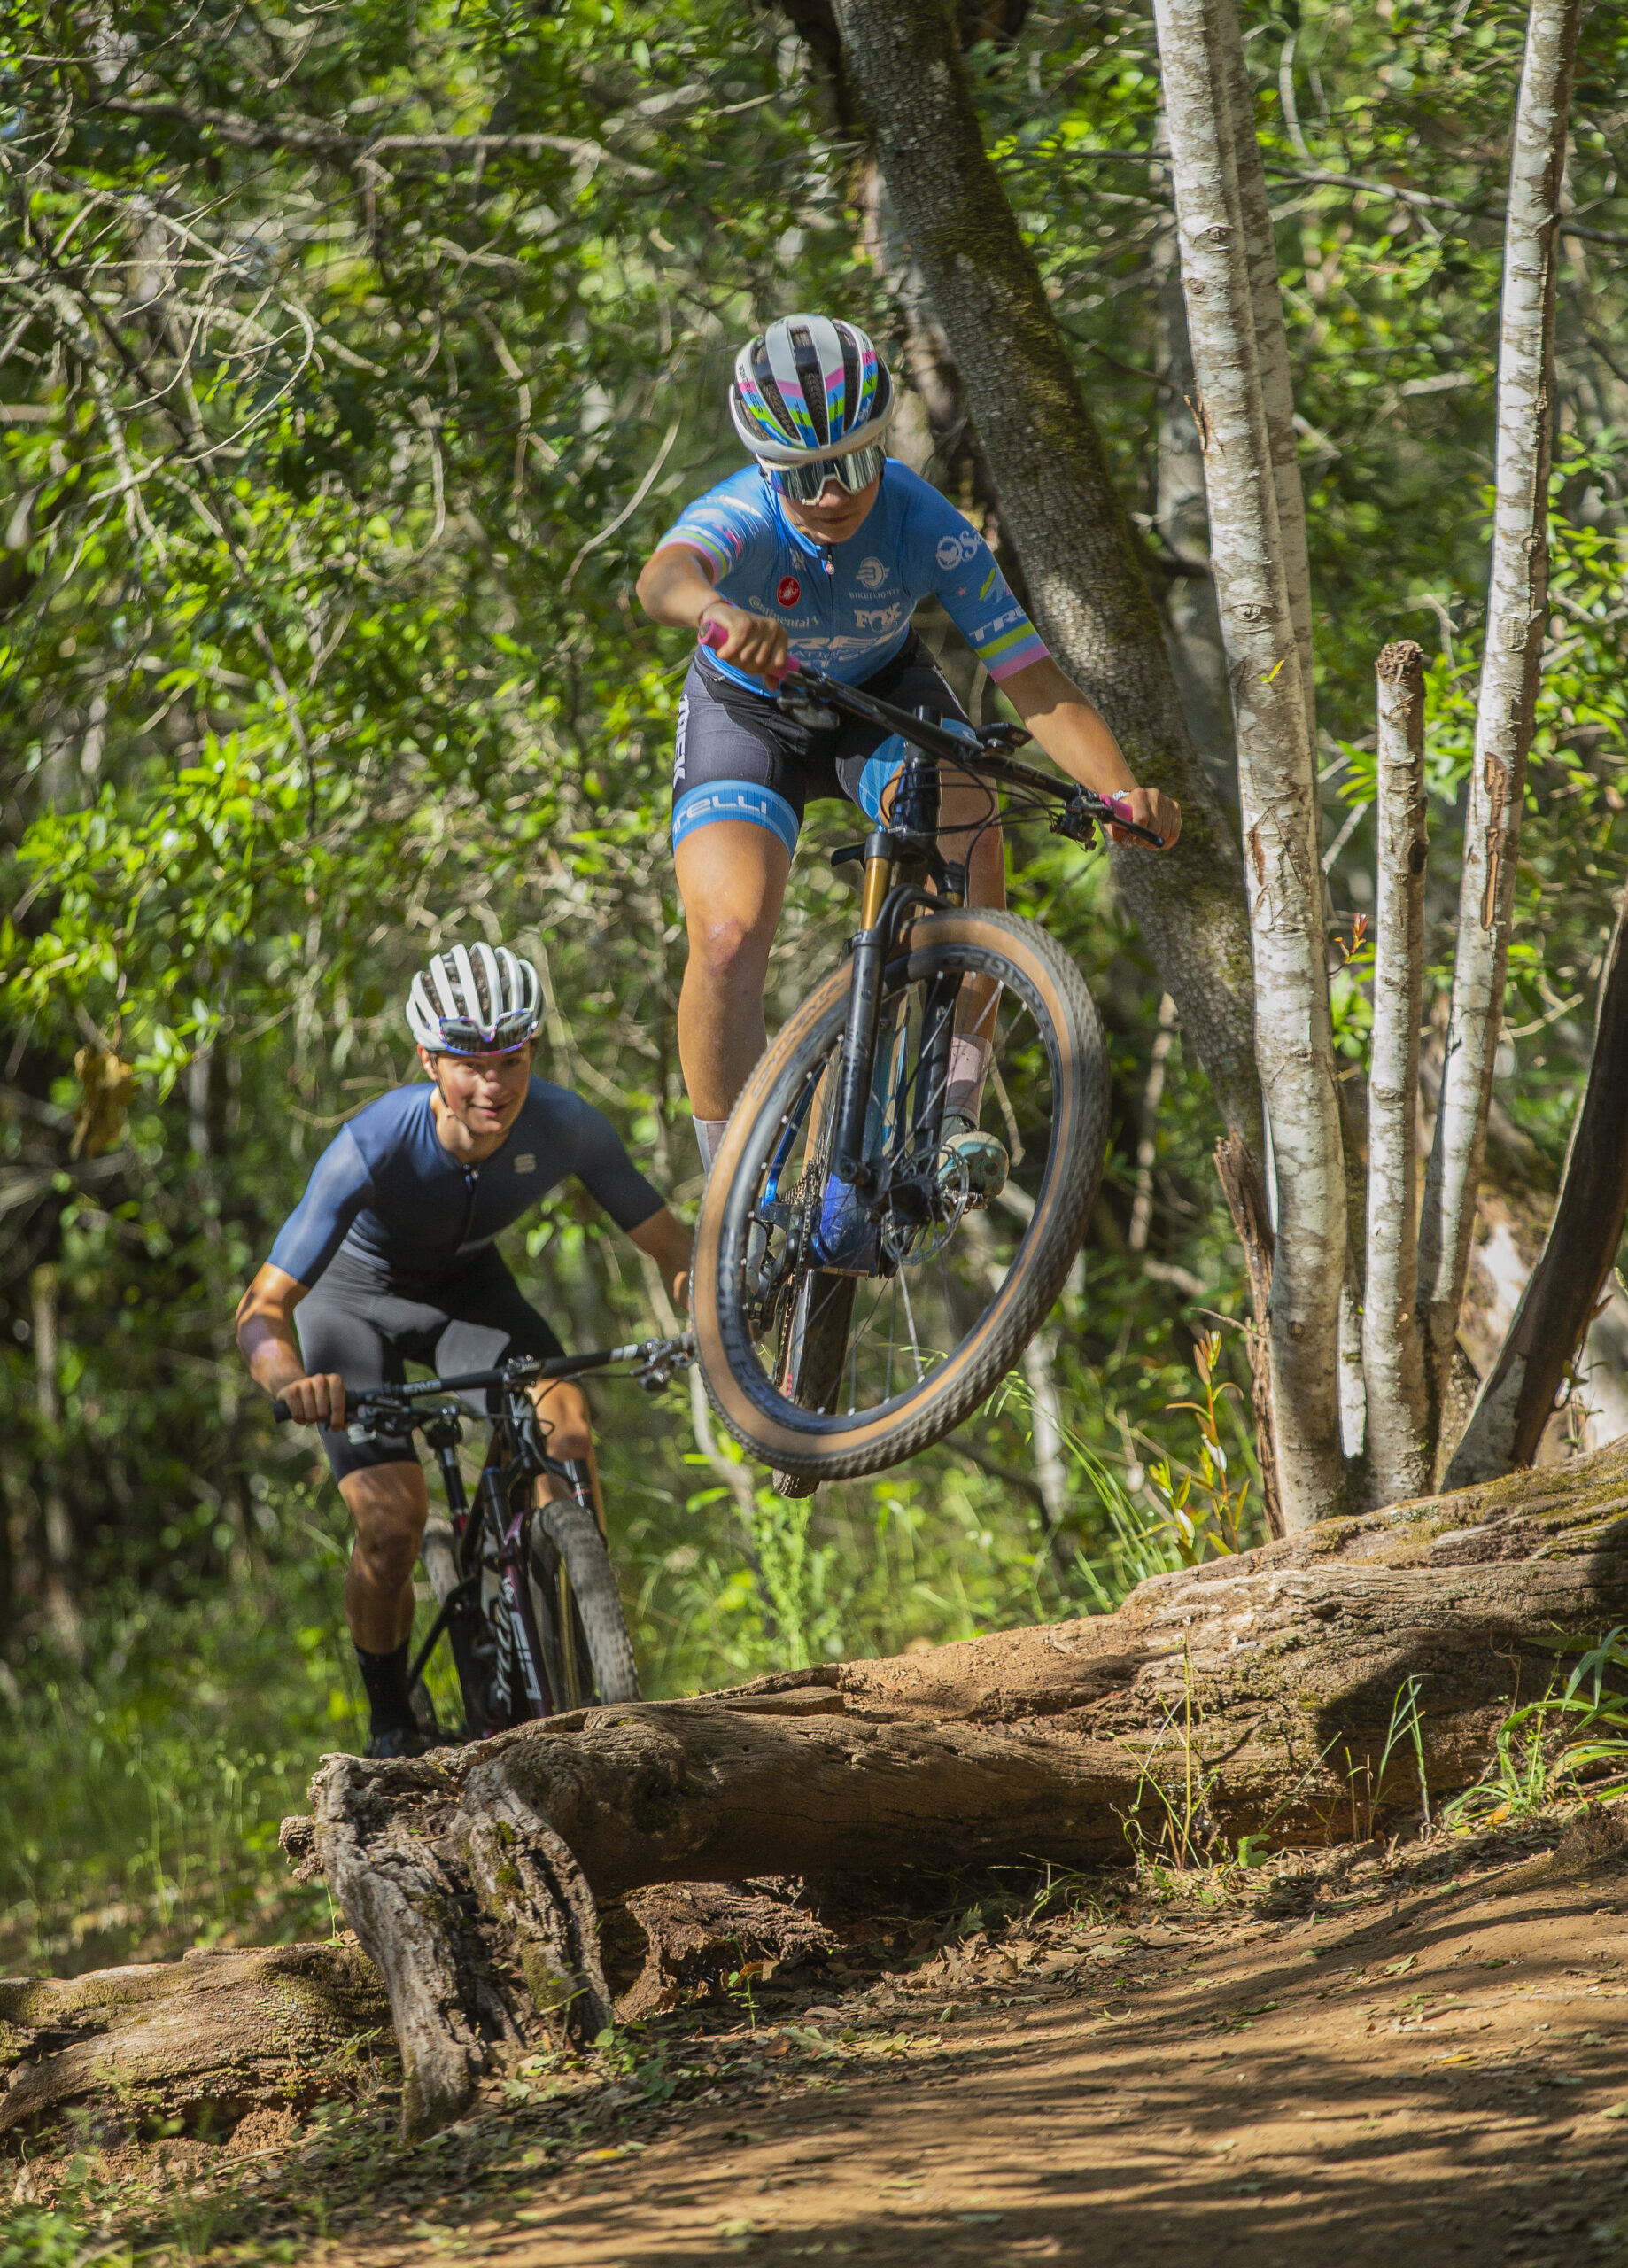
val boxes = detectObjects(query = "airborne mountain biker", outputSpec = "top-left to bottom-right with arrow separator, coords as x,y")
635,314 -> 1181,1184
235,943 -> 692,1759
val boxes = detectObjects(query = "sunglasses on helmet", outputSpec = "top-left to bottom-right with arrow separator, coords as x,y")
767,444 -> 886,506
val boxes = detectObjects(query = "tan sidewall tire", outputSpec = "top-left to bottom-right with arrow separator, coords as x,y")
693,910 -> 1107,1480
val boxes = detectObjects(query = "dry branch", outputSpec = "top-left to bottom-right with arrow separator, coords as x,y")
1450,883 -> 1628,1483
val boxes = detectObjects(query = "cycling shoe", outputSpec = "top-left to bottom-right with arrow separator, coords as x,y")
938,1112 -> 1009,1207
366,1724 -> 454,1760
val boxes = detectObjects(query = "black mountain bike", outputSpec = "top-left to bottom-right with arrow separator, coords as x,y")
691,659 -> 1160,1494
276,1334 -> 691,1734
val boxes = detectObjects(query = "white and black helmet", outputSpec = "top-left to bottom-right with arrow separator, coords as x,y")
407,942 -> 542,1056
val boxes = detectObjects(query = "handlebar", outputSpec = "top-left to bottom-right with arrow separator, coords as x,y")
270,1332 -> 695,1424
695,622 -> 1164,848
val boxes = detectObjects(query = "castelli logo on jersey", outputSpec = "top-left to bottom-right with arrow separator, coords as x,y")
776,575 -> 802,608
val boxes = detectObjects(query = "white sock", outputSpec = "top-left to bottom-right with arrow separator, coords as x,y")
946,1035 -> 992,1125
694,1116 -> 730,1173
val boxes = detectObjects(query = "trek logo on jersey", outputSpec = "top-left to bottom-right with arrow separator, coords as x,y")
777,575 -> 802,608
935,527 -> 981,571
856,556 -> 889,589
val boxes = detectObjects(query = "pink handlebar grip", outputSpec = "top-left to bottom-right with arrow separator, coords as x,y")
696,615 -> 798,681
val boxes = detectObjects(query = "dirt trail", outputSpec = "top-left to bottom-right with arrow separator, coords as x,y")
19,1827 -> 1628,2265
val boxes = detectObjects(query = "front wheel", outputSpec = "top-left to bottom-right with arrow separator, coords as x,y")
693,908 -> 1108,1483
525,1498 -> 642,1709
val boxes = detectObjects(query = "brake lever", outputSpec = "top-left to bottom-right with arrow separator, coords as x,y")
1054,791 -> 1165,850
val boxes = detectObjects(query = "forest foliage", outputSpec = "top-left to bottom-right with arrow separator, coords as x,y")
1,0 -> 1625,1960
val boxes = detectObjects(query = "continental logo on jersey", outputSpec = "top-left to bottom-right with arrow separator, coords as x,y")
514,1154 -> 536,1174
857,556 -> 889,589
777,575 -> 802,608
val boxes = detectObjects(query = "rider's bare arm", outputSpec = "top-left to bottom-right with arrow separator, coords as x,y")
636,544 -> 791,685
1001,656 -> 1182,851
236,1262 -> 346,1428
626,1204 -> 694,1314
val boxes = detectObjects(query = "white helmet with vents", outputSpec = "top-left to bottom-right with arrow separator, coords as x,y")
407,942 -> 542,1056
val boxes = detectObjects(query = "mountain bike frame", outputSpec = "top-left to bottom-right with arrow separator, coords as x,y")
274,1332 -> 691,1724
762,656 -> 1163,1199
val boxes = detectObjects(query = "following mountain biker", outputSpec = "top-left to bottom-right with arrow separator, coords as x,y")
234,942 -> 694,1759
635,313 -> 1182,1192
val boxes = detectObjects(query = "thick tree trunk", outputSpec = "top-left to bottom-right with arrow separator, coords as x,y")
282,1436 -> 1628,2140
1152,0 -> 1346,1528
1449,882 -> 1628,1483
1361,641 -> 1431,1506
1415,0 -> 1582,1430
833,0 -> 1260,1153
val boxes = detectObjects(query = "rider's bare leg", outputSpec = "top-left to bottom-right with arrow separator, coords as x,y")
526,1376 -> 607,1534
339,1461 -> 428,1653
674,820 -> 792,1122
945,776 -> 1006,1074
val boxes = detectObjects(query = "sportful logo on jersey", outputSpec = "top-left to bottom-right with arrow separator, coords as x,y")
935,528 -> 981,571
777,575 -> 802,608
857,556 -> 889,589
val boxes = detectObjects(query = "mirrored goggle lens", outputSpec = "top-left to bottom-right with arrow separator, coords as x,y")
772,445 -> 885,503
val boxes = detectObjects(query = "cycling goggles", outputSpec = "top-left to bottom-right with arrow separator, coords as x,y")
428,1011 -> 538,1056
766,444 -> 886,504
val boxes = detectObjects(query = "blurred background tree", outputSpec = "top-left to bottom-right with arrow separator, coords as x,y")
0,0 -> 1623,1969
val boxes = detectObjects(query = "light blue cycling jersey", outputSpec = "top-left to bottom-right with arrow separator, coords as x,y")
656,460 -> 1049,695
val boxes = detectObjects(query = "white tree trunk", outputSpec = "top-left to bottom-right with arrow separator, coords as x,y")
1361,641 -> 1432,1505
1221,27 -> 1315,758
1415,0 -> 1581,1441
1153,0 -> 1347,1526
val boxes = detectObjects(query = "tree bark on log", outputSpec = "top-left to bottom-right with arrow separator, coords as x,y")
285,1437 -> 1628,2140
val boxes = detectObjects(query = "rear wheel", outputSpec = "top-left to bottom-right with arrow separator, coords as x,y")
526,1498 -> 641,1708
693,908 -> 1108,1483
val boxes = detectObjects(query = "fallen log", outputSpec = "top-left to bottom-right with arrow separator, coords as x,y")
0,1943 -> 390,2148
283,1437 -> 1628,2137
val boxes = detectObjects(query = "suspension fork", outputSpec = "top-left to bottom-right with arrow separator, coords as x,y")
831,829 -> 896,1184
